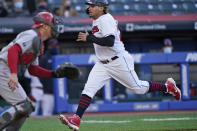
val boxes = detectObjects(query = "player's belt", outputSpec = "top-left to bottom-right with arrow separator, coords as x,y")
100,56 -> 119,64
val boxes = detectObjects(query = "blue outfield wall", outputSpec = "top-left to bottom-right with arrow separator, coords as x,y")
66,101 -> 169,112
52,52 -> 197,113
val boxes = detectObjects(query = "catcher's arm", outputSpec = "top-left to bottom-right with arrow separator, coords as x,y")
52,62 -> 80,80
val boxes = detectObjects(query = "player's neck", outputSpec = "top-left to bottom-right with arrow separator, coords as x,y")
39,30 -> 49,42
93,13 -> 104,20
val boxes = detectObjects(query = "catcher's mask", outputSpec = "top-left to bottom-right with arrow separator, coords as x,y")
32,12 -> 63,38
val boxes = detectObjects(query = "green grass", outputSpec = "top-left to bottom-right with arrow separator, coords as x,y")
21,113 -> 197,131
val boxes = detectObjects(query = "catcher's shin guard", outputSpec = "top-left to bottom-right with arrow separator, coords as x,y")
4,117 -> 26,131
0,111 -> 12,130
0,98 -> 35,130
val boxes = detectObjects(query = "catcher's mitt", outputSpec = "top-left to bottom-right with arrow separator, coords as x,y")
53,62 -> 80,79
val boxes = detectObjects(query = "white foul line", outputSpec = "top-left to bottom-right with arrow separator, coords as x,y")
142,117 -> 197,121
82,117 -> 197,124
82,120 -> 131,123
83,117 -> 197,124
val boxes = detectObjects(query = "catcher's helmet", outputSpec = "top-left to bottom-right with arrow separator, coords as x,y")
85,0 -> 109,6
32,12 -> 63,38
32,12 -> 54,29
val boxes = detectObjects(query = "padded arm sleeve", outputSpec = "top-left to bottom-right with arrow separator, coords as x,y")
87,35 -> 115,47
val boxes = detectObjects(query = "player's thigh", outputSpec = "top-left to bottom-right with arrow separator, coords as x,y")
110,68 -> 149,94
82,63 -> 111,98
0,77 -> 27,105
0,62 -> 26,104
106,55 -> 149,94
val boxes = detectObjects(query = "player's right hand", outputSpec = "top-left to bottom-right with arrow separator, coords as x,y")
76,30 -> 89,42
8,73 -> 18,91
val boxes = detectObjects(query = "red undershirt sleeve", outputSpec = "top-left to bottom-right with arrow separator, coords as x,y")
28,65 -> 53,78
8,44 -> 22,73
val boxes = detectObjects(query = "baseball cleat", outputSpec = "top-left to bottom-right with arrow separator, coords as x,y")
166,78 -> 181,101
59,114 -> 81,131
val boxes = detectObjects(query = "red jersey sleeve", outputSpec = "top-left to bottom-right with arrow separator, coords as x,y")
28,65 -> 53,78
8,44 -> 22,73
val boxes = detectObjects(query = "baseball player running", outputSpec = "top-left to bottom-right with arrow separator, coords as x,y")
0,11 -> 80,131
59,0 -> 181,131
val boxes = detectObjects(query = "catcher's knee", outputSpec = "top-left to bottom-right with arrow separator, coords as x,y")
14,98 -> 35,118
0,98 -> 35,130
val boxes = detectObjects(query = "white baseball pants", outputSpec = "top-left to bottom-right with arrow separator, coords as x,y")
82,52 -> 149,98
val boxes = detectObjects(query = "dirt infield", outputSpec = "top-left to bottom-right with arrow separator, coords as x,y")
31,110 -> 197,119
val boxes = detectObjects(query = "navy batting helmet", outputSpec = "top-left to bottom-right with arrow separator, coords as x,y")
85,0 -> 109,6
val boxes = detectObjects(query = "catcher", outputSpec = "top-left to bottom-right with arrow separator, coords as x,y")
0,11 -> 80,131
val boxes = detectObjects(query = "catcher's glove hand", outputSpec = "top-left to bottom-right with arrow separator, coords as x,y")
52,62 -> 80,80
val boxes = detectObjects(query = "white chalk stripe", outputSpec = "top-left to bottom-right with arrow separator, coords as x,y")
142,117 -> 197,121
82,117 -> 197,124
82,120 -> 131,123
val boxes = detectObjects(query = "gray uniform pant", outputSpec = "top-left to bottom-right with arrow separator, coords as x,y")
0,60 -> 27,131
0,61 -> 27,105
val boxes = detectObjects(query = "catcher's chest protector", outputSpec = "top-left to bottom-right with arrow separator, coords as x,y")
18,35 -> 42,76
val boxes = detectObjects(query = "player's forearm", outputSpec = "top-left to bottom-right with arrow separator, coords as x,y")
28,65 -> 53,78
8,44 -> 22,73
87,34 -> 115,47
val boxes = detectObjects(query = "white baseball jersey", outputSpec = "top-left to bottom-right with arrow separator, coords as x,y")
82,13 -> 150,98
92,13 -> 125,60
0,29 -> 41,105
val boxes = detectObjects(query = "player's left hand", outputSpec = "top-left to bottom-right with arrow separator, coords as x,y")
8,73 -> 18,91
53,62 -> 80,80
76,30 -> 89,42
